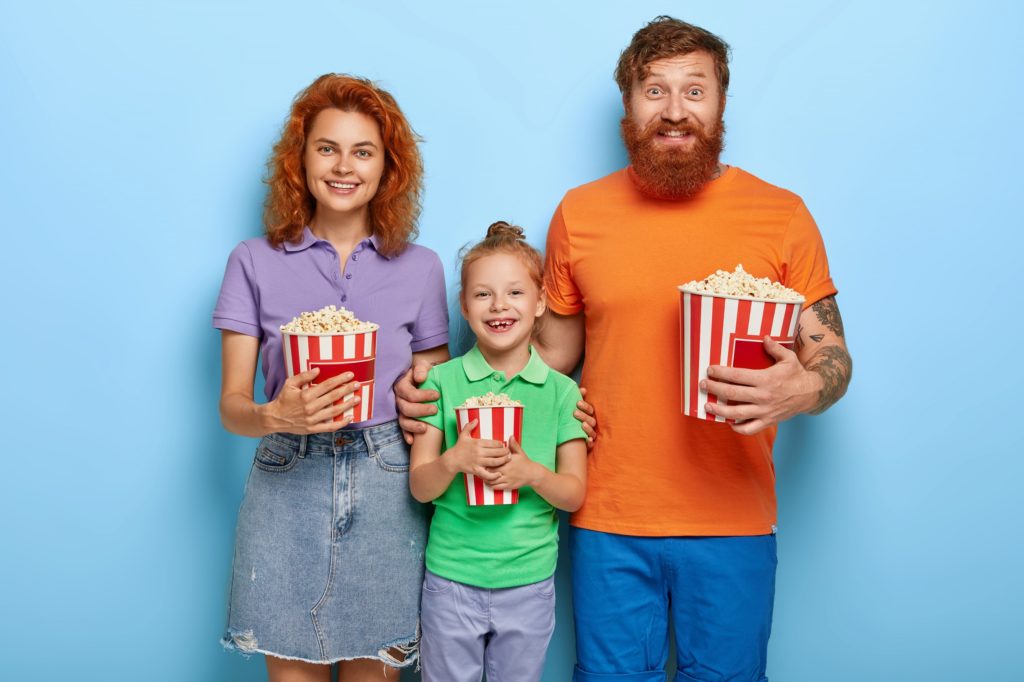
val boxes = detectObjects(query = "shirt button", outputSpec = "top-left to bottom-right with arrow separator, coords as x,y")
345,273 -> 352,279
493,373 -> 502,381
341,295 -> 347,302
352,254 -> 358,261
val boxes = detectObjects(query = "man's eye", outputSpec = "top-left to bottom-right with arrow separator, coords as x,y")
647,87 -> 662,96
688,88 -> 703,97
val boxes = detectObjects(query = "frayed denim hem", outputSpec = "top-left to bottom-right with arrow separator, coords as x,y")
221,627 -> 420,671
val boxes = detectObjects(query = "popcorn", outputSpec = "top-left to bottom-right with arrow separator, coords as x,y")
280,305 -> 377,334
680,265 -> 803,303
458,392 -> 522,408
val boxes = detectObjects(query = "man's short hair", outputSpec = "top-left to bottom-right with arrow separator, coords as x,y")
614,16 -> 731,95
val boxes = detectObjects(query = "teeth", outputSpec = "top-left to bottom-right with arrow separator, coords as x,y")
663,130 -> 685,137
328,181 -> 356,189
487,320 -> 515,329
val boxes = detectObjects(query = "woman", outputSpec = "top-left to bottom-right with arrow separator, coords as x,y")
213,74 -> 449,681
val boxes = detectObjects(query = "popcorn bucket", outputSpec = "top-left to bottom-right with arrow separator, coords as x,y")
455,405 -> 524,506
282,326 -> 378,424
678,288 -> 803,422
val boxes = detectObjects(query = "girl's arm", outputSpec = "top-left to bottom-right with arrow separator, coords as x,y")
494,438 -> 588,512
410,420 -> 510,503
219,331 -> 360,437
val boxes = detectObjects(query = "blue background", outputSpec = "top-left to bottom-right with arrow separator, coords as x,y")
2,1 -> 1021,680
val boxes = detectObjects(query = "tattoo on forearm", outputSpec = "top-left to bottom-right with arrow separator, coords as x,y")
806,345 -> 852,415
811,296 -> 845,337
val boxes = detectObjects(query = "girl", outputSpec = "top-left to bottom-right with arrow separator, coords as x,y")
409,221 -> 588,682
214,74 -> 449,681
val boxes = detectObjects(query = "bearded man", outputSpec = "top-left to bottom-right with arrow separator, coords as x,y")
534,16 -> 853,682
396,15 -> 851,682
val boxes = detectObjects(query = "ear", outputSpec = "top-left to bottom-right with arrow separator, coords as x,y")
536,289 -> 547,318
460,294 -> 469,318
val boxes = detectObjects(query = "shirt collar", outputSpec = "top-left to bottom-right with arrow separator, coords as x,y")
282,227 -> 390,259
462,344 -> 550,385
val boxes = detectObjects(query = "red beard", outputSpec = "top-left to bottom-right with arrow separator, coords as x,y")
621,114 -> 725,200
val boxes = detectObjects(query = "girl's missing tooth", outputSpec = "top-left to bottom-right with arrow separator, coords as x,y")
409,221 -> 588,682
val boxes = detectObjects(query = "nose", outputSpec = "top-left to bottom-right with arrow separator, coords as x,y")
490,296 -> 509,312
661,94 -> 687,123
333,156 -> 352,175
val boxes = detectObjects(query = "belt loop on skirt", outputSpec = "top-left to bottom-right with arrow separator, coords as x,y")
298,434 -> 308,458
362,427 -> 376,458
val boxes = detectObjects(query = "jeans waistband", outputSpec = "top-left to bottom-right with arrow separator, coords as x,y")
263,420 -> 403,457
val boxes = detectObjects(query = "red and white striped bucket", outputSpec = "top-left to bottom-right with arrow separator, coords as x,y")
678,288 -> 803,422
454,405 -> 524,506
282,326 -> 378,424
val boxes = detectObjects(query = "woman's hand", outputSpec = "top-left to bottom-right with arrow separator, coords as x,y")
264,368 -> 361,434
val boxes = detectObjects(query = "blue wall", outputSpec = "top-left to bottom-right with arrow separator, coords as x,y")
2,1 -> 1021,680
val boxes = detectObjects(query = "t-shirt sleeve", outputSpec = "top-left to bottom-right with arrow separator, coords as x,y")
410,252 -> 450,352
556,379 -> 588,446
783,201 -> 838,308
213,242 -> 262,337
543,202 -> 583,315
415,366 -> 445,433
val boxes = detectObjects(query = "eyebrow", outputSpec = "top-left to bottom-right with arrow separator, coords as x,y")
312,137 -> 379,149
646,70 -> 709,80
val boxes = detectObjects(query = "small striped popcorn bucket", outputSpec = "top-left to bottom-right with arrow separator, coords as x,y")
282,326 -> 378,424
678,287 -> 803,422
454,405 -> 524,506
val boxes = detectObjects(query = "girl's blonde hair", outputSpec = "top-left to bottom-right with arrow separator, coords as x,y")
459,221 -> 545,300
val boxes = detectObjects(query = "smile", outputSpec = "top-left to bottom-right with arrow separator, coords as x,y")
326,181 -> 358,190
486,319 -> 518,332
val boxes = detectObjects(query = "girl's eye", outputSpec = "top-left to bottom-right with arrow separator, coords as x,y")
510,290 -> 525,296
474,291 -> 490,298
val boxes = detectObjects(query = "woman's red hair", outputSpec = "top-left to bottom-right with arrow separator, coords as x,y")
264,74 -> 423,256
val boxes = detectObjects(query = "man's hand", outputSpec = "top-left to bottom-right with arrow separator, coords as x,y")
575,387 -> 597,449
702,296 -> 852,435
395,362 -> 438,445
702,337 -> 819,435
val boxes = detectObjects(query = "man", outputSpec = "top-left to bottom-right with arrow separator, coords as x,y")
398,16 -> 851,682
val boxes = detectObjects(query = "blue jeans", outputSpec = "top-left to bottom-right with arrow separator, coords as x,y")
571,528 -> 777,682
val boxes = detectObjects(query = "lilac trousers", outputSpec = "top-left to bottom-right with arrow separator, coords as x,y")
419,569 -> 556,682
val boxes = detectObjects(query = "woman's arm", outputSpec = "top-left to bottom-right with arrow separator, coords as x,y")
218,330 -> 361,437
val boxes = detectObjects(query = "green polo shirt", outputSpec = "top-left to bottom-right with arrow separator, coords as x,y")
417,345 -> 587,588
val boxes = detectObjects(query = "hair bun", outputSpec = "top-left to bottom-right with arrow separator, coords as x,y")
486,221 -> 526,241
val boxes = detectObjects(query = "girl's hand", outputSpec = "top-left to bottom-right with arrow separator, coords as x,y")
446,419 -> 508,482
265,368 -> 361,434
575,387 -> 598,449
491,438 -> 544,490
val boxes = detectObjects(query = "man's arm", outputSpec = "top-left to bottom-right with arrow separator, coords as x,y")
702,295 -> 852,434
533,309 -> 585,375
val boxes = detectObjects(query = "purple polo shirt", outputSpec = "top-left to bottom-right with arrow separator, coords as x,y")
213,227 -> 449,427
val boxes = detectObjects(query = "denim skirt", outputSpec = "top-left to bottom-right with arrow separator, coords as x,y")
222,421 -> 428,666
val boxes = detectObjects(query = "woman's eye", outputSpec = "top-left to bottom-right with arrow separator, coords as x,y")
355,149 -> 371,159
319,145 -> 334,154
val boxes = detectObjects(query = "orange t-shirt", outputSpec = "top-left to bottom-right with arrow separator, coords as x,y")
544,166 -> 837,536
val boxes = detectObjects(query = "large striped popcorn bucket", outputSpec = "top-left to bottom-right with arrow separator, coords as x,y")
282,325 -> 378,424
455,405 -> 524,506
678,287 -> 803,422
